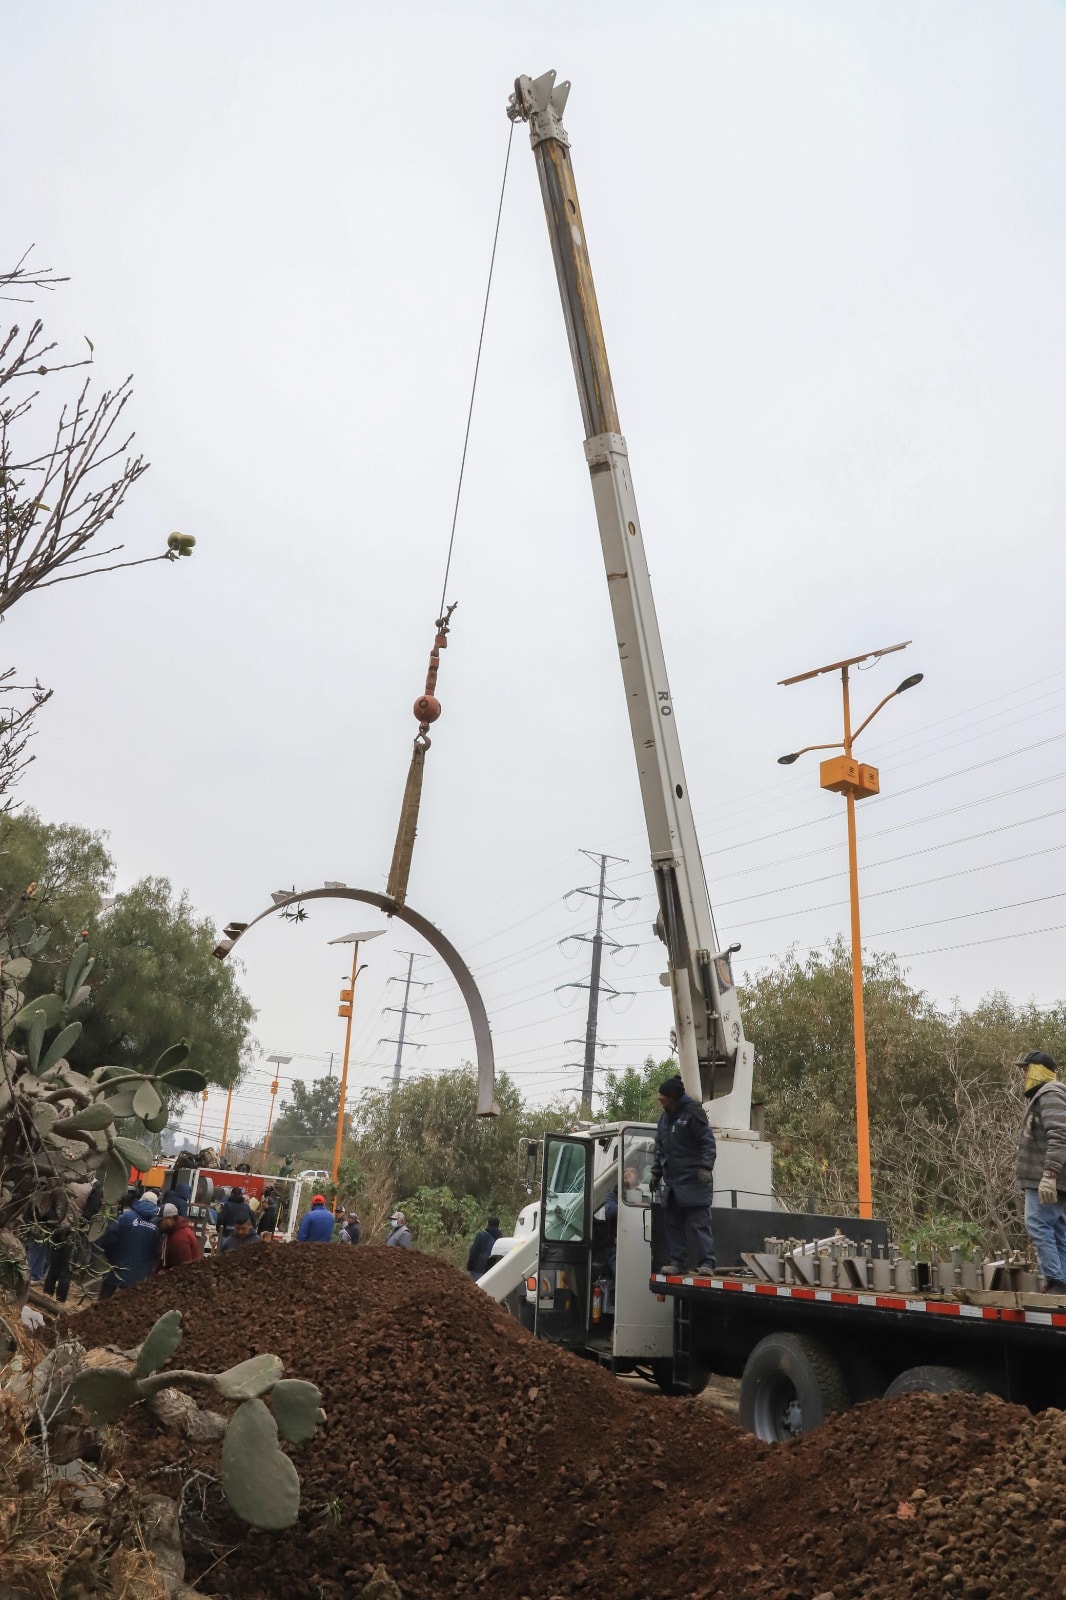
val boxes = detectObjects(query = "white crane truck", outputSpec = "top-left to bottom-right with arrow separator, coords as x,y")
477,71 -> 1066,1440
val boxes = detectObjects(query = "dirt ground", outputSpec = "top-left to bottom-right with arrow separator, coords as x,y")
70,1246 -> 1066,1600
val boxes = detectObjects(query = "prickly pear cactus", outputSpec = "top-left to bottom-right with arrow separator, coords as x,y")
0,927 -> 207,1240
67,1310 -> 325,1530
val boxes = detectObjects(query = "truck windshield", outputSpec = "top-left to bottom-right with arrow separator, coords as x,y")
542,1138 -> 589,1242
621,1131 -> 657,1206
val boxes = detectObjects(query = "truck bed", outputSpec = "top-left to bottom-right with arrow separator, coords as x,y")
651,1269 -> 1066,1410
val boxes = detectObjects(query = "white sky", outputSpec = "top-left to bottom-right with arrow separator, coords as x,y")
5,2 -> 1066,1147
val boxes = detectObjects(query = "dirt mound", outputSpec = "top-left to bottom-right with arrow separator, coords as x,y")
71,1248 -> 1066,1600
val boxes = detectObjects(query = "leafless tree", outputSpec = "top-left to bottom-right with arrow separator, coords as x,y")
0,251 -> 193,805
0,670 -> 52,814
875,1051 -> 1023,1252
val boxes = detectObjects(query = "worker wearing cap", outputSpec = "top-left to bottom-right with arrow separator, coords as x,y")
1015,1050 -> 1066,1293
296,1194 -> 336,1243
157,1203 -> 203,1271
650,1074 -> 717,1277
385,1211 -> 412,1249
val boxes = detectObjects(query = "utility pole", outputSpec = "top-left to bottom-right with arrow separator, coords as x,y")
328,928 -> 385,1184
558,851 -> 636,1117
379,951 -> 431,1087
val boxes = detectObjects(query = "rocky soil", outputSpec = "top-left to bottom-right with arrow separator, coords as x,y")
71,1246 -> 1066,1600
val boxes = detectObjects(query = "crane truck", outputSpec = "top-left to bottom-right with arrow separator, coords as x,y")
477,71 -> 1066,1439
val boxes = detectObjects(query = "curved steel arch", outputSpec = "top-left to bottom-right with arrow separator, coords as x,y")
215,887 -> 498,1116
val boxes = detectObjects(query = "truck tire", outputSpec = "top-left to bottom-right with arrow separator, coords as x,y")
502,1288 -> 536,1332
883,1365 -> 990,1399
739,1333 -> 851,1442
651,1360 -> 710,1398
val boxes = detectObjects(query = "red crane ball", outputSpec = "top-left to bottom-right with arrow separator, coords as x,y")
414,694 -> 442,724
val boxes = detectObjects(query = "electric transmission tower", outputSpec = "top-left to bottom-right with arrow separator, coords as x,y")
378,950 -> 431,1087
557,850 -> 638,1116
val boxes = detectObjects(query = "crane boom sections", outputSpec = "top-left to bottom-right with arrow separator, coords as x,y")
508,71 -> 754,1132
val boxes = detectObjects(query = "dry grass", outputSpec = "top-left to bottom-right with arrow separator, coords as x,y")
0,1391 -> 168,1600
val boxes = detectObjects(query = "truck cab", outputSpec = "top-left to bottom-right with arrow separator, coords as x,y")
532,1127 -> 673,1381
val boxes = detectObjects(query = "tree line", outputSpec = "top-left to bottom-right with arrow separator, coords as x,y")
252,938 -> 1054,1259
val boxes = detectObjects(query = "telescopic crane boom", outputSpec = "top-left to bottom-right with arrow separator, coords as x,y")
508,70 -> 755,1136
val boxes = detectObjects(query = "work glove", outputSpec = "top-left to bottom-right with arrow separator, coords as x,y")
648,1174 -> 662,1195
1039,1171 -> 1060,1206
697,1168 -> 714,1185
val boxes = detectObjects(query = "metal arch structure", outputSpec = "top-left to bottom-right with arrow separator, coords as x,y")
213,888 -> 499,1117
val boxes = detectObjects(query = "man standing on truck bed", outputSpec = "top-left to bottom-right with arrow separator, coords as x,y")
1015,1049 -> 1066,1292
650,1075 -> 717,1276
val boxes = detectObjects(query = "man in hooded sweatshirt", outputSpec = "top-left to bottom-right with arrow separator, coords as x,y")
157,1203 -> 203,1271
296,1194 -> 336,1242
1015,1049 -> 1066,1292
98,1192 -> 162,1297
650,1074 -> 717,1277
466,1216 -> 501,1280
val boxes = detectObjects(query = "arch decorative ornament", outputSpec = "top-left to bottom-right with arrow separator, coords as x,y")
214,887 -> 498,1116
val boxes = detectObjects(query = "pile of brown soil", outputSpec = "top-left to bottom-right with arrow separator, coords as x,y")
71,1248 -> 1066,1600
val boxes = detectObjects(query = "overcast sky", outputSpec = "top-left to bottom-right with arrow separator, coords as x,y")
4,2 -> 1066,1148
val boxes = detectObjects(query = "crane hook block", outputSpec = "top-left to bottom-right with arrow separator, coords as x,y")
386,604 -> 458,906
414,694 -> 441,724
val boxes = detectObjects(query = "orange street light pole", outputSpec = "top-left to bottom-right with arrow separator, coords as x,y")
779,641 -> 923,1221
219,1085 -> 234,1160
195,1089 -> 209,1147
262,1053 -> 292,1169
262,1080 -> 280,1165
329,929 -> 385,1186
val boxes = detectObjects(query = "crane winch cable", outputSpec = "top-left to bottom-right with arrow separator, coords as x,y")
384,121 -> 515,907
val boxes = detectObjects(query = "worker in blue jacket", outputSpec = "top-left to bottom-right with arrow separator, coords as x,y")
98,1193 -> 162,1297
650,1074 -> 717,1276
296,1194 -> 336,1242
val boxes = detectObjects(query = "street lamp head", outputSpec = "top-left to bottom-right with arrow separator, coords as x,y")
777,752 -> 801,766
896,672 -> 924,694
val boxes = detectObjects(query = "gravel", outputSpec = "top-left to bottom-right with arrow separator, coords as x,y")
71,1245 -> 1066,1600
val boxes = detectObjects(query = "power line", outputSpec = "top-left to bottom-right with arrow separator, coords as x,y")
378,951 -> 431,1086
556,851 -> 631,1116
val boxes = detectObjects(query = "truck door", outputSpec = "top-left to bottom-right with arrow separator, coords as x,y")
535,1136 -> 593,1346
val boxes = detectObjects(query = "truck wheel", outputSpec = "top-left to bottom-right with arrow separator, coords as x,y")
651,1360 -> 710,1398
883,1365 -> 990,1399
839,1350 -> 888,1405
502,1289 -> 535,1332
739,1334 -> 850,1442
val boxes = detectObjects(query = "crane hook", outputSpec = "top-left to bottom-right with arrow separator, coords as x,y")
386,603 -> 458,905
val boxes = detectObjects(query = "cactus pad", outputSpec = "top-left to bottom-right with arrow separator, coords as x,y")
215,1353 -> 284,1399
134,1310 -> 184,1378
270,1378 -> 326,1443
220,1397 -> 300,1529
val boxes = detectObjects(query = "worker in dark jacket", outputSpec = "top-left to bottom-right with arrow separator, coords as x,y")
216,1187 -> 252,1241
650,1074 -> 717,1276
1015,1050 -> 1066,1291
220,1217 -> 263,1252
466,1216 -> 501,1280
171,1182 -> 192,1218
296,1194 -> 336,1243
258,1187 -> 280,1239
98,1194 -> 162,1297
